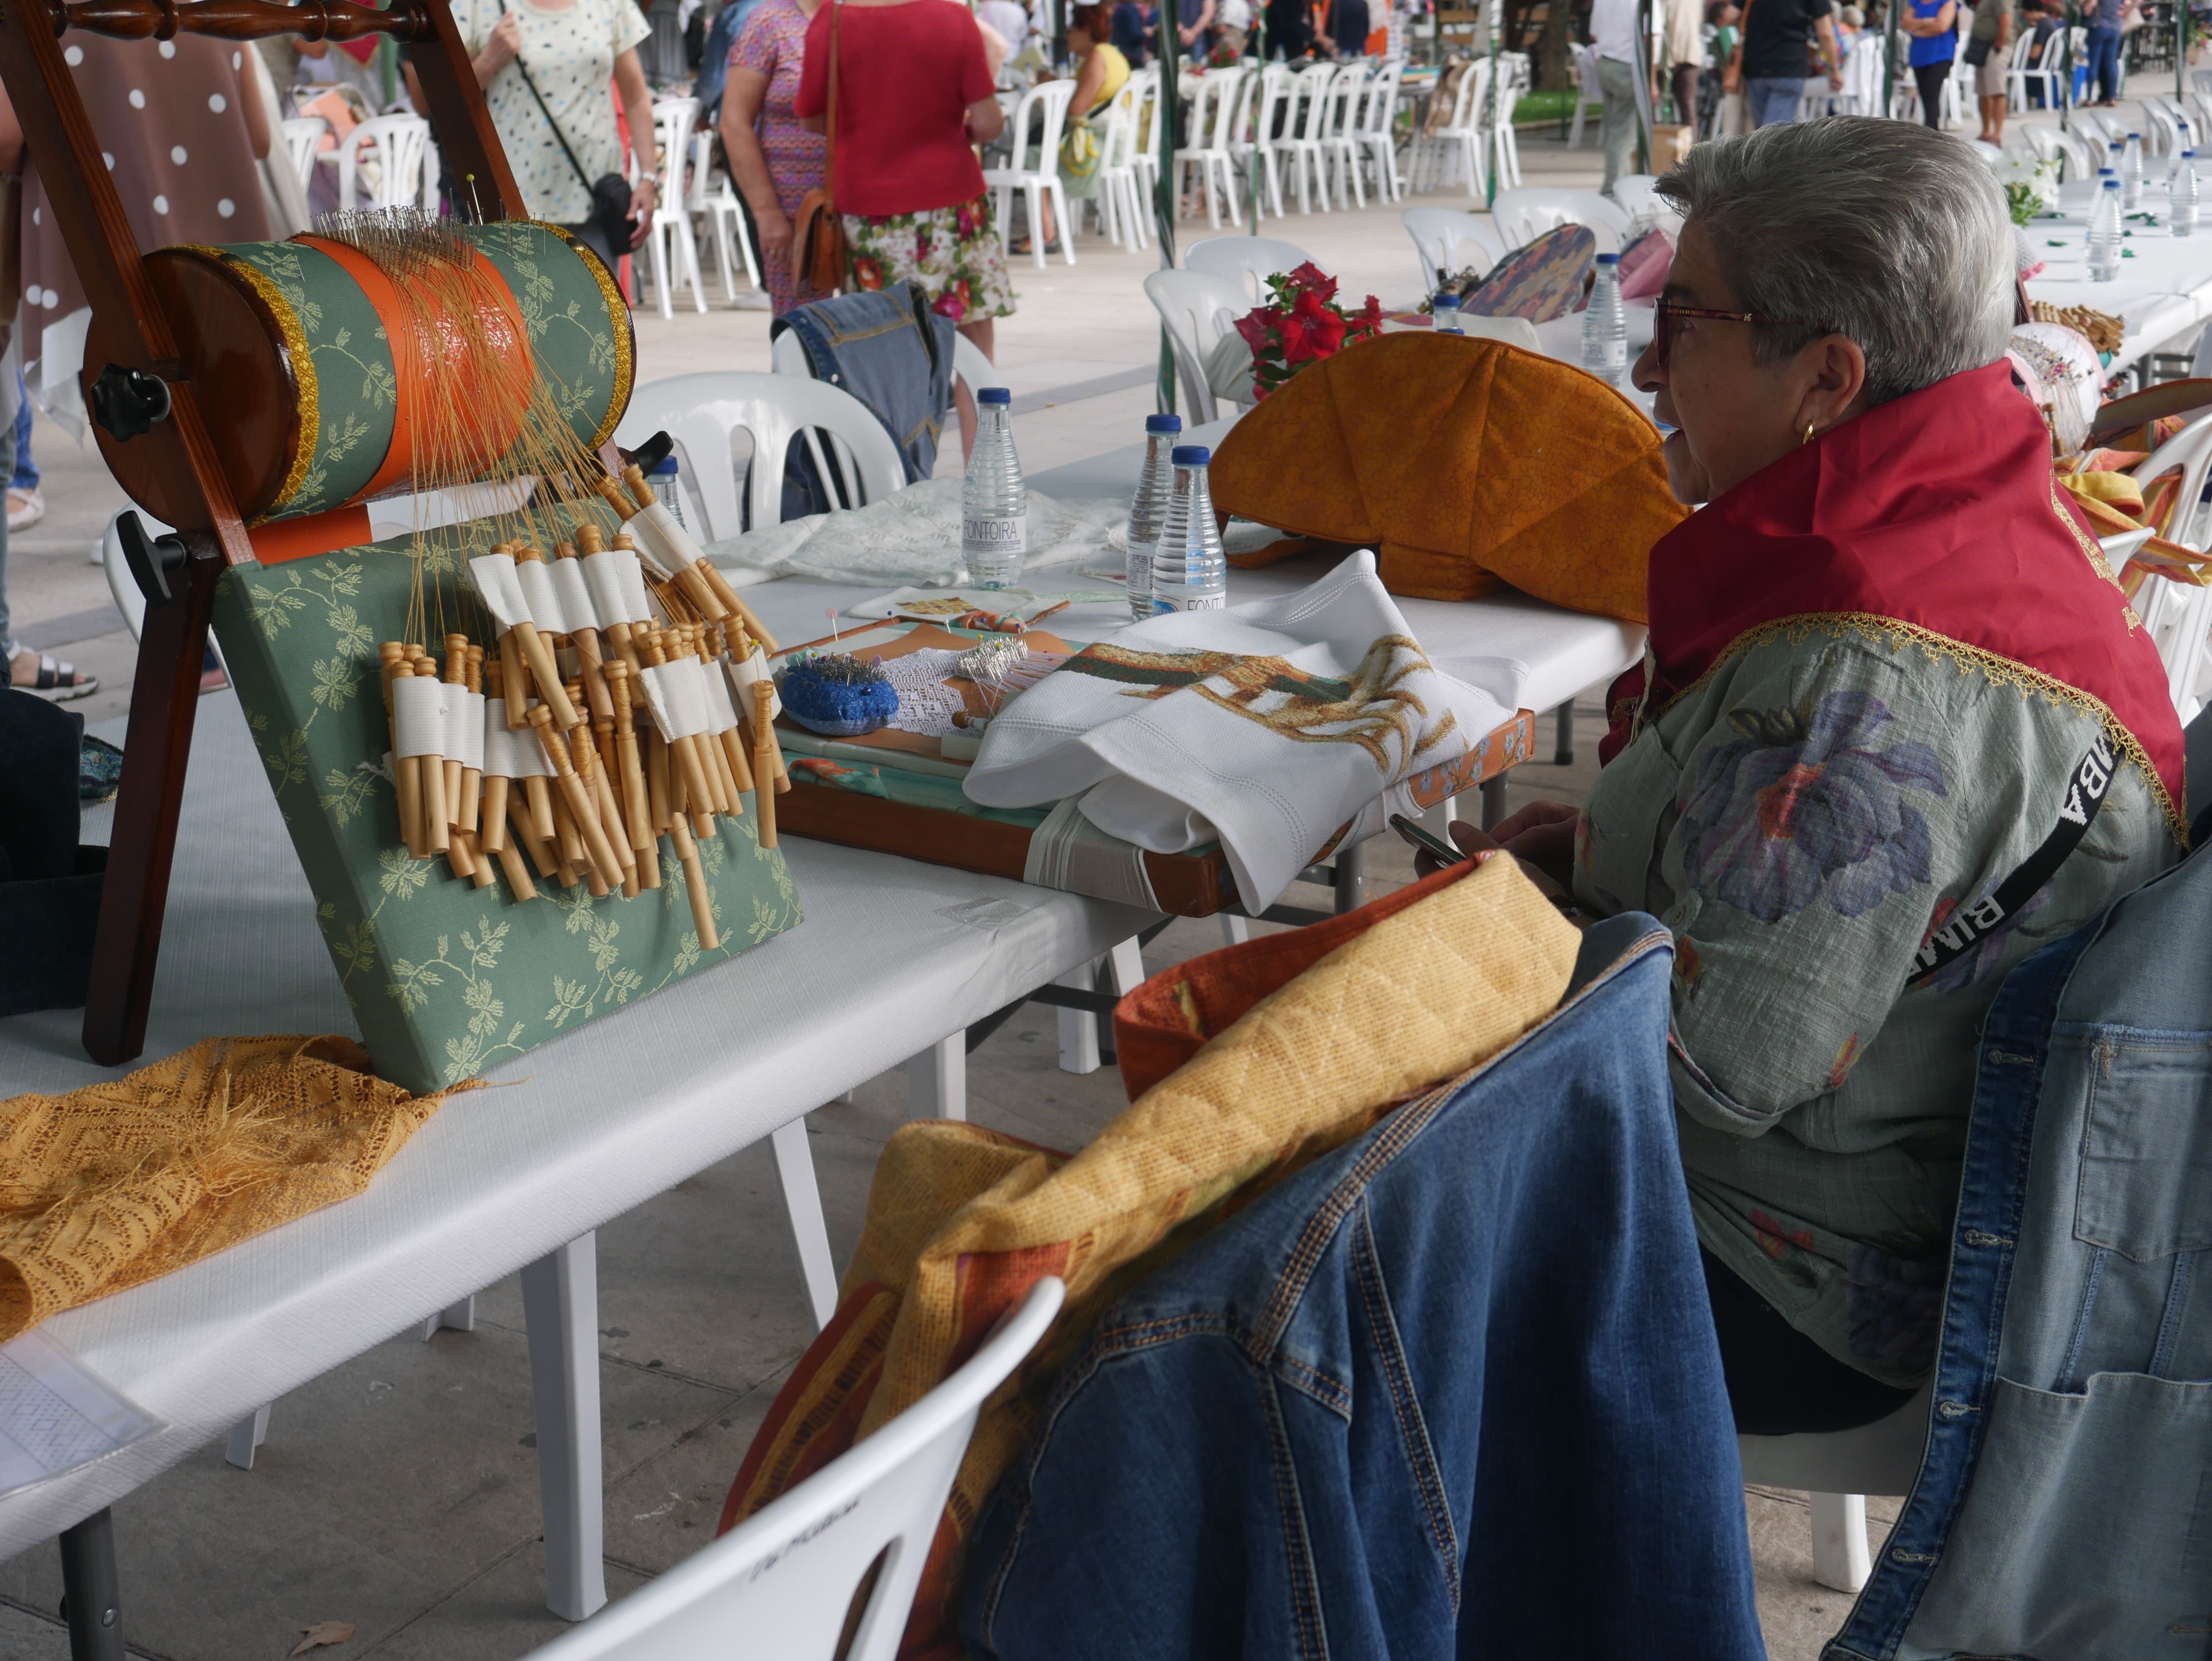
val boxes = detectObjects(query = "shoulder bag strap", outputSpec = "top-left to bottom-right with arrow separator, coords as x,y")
1905,731 -> 2120,988
823,0 -> 840,203
497,0 -> 601,194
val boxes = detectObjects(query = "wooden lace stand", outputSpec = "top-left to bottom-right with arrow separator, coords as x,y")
0,0 -> 528,1068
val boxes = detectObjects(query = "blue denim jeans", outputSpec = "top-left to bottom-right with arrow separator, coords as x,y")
965,918 -> 1765,1661
12,369 -> 34,493
2084,24 -> 2122,101
1745,75 -> 1805,126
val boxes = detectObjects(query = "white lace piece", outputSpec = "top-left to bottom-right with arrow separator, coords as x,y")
877,648 -> 971,737
701,477 -> 1128,587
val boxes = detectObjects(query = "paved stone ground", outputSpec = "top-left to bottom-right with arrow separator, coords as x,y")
13,98 -> 2114,1656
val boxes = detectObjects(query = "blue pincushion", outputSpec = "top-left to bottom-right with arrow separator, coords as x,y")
777,653 -> 900,737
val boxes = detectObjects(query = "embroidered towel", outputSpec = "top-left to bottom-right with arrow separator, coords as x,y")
962,552 -> 1526,910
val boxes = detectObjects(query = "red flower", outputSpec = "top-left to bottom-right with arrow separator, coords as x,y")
1286,261 -> 1338,304
853,255 -> 884,291
1350,294 -> 1383,338
1234,306 -> 1283,355
932,290 -> 967,320
955,204 -> 976,238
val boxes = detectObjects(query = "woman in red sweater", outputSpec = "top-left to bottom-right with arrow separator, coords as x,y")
795,0 -> 1014,357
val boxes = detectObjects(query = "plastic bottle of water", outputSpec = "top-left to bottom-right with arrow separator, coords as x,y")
1149,446 -> 1226,614
651,454 -> 687,532
1124,412 -> 1181,623
962,386 -> 1026,590
2172,148 -> 2199,237
2124,131 -> 2146,209
2088,176 -> 2125,281
1433,292 -> 1464,333
1581,251 -> 1627,385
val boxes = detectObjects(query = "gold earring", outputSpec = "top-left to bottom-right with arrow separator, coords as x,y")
1803,422 -> 1817,446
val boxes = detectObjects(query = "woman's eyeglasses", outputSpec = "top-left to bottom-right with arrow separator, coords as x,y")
1652,296 -> 1816,371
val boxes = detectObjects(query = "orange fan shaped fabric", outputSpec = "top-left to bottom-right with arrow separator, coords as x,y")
1209,332 -> 1687,622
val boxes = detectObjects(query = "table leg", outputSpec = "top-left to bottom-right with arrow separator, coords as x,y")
420,1296 -> 477,1341
521,1234 -> 607,1622
224,1404 -> 272,1471
771,1118 -> 838,1331
907,1034 -> 967,1121
58,1508 -> 123,1661
1480,775 -> 1510,831
1332,842 -> 1365,915
1554,701 -> 1575,765
1055,962 -> 1103,1076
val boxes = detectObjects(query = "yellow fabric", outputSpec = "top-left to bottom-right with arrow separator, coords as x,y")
0,1036 -> 474,1341
1208,331 -> 1687,622
1084,43 -> 1131,114
835,856 -> 1580,1613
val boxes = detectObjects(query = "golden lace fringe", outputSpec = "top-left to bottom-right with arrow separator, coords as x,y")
0,1036 -> 477,1342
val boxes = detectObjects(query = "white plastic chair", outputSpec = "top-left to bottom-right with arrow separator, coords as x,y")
1836,30 -> 1887,115
1175,64 -> 1248,226
984,77 -> 1079,267
1566,43 -> 1605,148
2005,29 -> 2058,111
1489,185 -> 1631,253
1738,1384 -> 1934,1594
1409,56 -> 1485,195
333,114 -> 430,211
1483,51 -> 1523,189
641,98 -> 709,318
2122,410 -> 2212,722
280,115 -> 325,188
615,371 -> 908,539
1356,58 -> 1405,203
1320,61 -> 1368,208
1403,205 -> 1504,292
1093,76 -> 1149,249
1185,232 -> 1313,301
1795,73 -> 1834,121
520,1278 -> 1066,1661
690,130 -> 763,304
1609,172 -> 1669,225
1230,63 -> 1294,220
1280,62 -> 1340,213
1145,267 -> 1249,426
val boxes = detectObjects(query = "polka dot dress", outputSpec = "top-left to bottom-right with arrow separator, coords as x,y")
451,0 -> 650,224
22,34 -> 271,335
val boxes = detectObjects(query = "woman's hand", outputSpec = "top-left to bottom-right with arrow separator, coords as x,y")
628,176 -> 657,247
1488,799 -> 1580,888
475,11 -> 522,81
755,206 -> 794,274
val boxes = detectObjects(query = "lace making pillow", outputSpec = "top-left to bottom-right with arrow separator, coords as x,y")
1459,224 -> 1597,323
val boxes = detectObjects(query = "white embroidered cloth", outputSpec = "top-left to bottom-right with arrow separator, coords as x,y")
963,552 -> 1528,911
701,477 -> 1127,587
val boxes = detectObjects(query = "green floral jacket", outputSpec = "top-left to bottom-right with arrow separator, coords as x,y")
1575,618 -> 2181,1385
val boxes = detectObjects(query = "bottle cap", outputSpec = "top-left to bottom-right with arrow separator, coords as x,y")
1172,445 -> 1211,466
1595,252 -> 1620,264
2103,176 -> 2121,187
651,454 -> 679,474
1433,290 -> 1461,307
977,387 -> 1013,405
2187,150 -> 2198,158
1146,413 -> 1184,433
2130,130 -> 2143,138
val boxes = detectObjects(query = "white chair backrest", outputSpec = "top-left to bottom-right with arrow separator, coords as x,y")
280,116 -> 325,188
1145,267 -> 1251,426
335,114 -> 430,211
1403,205 -> 1504,289
1208,65 -> 1251,147
1488,185 -> 1630,252
1324,60 -> 1366,137
1246,62 -> 1292,146
1291,62 -> 1338,141
616,370 -> 908,540
950,333 -> 1006,403
1449,55 -> 1489,130
1362,58 -> 1403,135
1845,30 -> 1885,107
1186,233 -> 1314,300
2019,121 -> 2063,165
1609,173 -> 1666,224
1007,76 -> 1077,170
652,97 -> 700,198
521,1280 -> 1065,1661
1100,75 -> 1141,167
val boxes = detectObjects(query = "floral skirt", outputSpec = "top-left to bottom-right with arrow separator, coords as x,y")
843,194 -> 1015,325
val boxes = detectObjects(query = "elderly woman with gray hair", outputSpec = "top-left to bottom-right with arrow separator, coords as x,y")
1450,120 -> 2186,1435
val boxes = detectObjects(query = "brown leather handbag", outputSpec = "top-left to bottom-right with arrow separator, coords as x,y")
790,0 -> 847,293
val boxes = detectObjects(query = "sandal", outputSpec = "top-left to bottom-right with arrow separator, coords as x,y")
13,650 -> 97,702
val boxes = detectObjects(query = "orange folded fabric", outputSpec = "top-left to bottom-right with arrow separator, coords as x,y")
1208,331 -> 1686,622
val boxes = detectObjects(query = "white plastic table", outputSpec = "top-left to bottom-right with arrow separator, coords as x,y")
0,693 -> 1154,1635
2033,186 -> 2212,373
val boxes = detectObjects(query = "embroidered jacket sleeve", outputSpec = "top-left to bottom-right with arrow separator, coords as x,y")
1576,632 -> 2119,1136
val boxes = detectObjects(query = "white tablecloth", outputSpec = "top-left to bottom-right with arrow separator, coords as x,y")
2032,186 -> 2212,369
0,694 -> 1151,1557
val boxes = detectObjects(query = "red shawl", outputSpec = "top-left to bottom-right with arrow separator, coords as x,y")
1601,362 -> 2186,824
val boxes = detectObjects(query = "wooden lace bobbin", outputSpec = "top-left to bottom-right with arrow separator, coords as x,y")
678,629 -> 739,816
507,543 -> 583,730
488,820 -> 539,902
751,679 -> 778,848
410,659 -> 451,856
479,663 -> 511,853
622,461 -> 763,634
665,813 -> 719,951
646,727 -> 673,838
500,628 -> 532,729
442,634 -> 468,825
558,539 -> 618,724
587,525 -> 648,683
455,830 -> 495,889
572,722 -> 639,896
607,468 -> 726,621
530,705 -> 626,891
602,660 -> 657,857
703,625 -> 756,796
459,645 -> 485,834
380,642 -> 422,856
639,628 -> 718,834
666,629 -> 729,818
506,790 -> 560,882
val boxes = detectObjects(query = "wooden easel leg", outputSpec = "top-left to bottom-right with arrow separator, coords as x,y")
80,542 -> 217,1068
